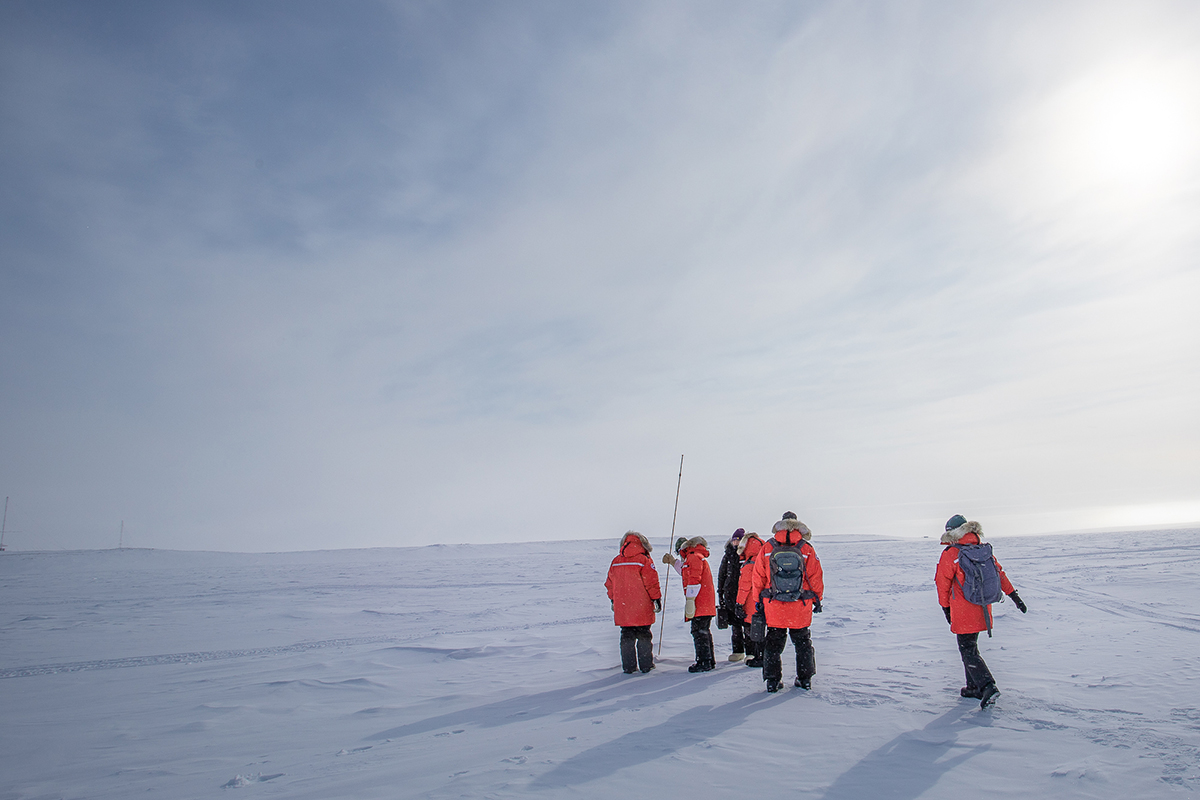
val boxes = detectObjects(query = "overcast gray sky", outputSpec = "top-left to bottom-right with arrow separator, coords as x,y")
2,1 -> 1198,551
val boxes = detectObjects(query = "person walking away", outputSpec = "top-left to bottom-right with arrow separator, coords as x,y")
662,536 -> 717,672
935,515 -> 1028,708
751,512 -> 824,693
605,531 -> 662,674
717,528 -> 747,661
734,532 -> 766,667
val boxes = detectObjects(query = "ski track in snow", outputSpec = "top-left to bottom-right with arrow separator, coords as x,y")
2,531 -> 1199,799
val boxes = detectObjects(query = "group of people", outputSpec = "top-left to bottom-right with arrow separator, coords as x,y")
605,511 -> 1027,707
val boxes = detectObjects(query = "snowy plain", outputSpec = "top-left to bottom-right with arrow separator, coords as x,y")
2,529 -> 1199,799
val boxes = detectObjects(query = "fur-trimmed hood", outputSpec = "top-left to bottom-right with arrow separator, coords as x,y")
771,517 -> 812,544
940,520 -> 983,545
620,531 -> 652,555
736,532 -> 763,555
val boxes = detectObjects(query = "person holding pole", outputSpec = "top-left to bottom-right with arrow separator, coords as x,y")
606,531 -> 662,674
750,512 -> 824,693
662,536 -> 717,672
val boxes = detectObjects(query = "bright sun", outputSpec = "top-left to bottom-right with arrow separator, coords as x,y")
1050,59 -> 1200,195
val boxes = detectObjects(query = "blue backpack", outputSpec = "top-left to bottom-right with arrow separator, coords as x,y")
953,543 -> 1002,606
953,543 -> 1002,635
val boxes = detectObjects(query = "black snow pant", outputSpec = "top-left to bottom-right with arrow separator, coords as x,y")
729,615 -> 746,655
763,627 -> 815,685
957,633 -> 995,692
620,626 -> 654,673
691,616 -> 715,668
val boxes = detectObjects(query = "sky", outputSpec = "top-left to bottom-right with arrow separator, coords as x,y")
2,0 -> 1199,552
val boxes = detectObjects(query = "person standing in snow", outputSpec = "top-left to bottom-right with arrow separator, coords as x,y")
733,531 -> 766,668
750,512 -> 824,693
662,536 -> 717,672
717,528 -> 747,662
605,531 -> 662,674
935,515 -> 1028,708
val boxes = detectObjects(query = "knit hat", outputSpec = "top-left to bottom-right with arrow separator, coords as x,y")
674,536 -> 688,554
732,528 -> 745,540
945,514 -> 968,531
782,511 -> 798,520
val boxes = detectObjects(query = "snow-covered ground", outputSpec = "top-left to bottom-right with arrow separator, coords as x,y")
2,530 -> 1199,799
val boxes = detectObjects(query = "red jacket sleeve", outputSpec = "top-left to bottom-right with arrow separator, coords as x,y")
642,558 -> 662,600
804,543 -> 823,599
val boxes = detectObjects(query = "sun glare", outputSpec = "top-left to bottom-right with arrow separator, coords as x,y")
1052,59 -> 1200,195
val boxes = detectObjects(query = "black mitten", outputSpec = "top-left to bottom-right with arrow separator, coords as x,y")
943,606 -> 952,625
1008,591 -> 1027,613
734,603 -> 745,619
652,598 -> 662,613
812,598 -> 823,613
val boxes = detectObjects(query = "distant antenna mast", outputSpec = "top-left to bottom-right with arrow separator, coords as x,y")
118,520 -> 124,550
1,496 -> 8,551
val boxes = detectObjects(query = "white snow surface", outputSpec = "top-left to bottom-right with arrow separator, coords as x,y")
2,531 -> 1199,799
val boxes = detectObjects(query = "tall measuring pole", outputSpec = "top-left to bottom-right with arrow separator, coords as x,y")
1,496 -> 8,551
657,455 -> 684,655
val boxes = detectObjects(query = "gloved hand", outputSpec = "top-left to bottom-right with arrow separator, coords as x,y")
1008,591 -> 1027,613
734,603 -> 745,620
611,600 -> 614,611
684,596 -> 696,620
812,597 -> 822,613
943,606 -> 952,625
662,553 -> 677,566
653,598 -> 662,613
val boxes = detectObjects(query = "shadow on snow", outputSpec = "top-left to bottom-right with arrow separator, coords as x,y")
818,704 -> 992,800
365,670 -> 741,742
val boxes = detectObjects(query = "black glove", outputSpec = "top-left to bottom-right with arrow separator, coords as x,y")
1008,591 -> 1027,613
943,606 -> 952,625
611,600 -> 615,611
652,598 -> 662,613
812,597 -> 822,613
734,603 -> 745,620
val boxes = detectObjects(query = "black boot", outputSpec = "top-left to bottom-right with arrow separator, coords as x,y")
960,685 -> 981,698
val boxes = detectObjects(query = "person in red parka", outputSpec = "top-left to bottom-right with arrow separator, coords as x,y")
750,512 -> 824,692
605,531 -> 662,674
662,535 -> 717,672
935,515 -> 1028,708
734,532 -> 766,668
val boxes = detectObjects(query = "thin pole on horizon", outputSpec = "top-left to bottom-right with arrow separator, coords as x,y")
657,455 -> 684,656
118,520 -> 123,550
1,496 -> 7,551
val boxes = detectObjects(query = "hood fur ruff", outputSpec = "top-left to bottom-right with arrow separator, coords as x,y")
685,536 -> 708,550
736,532 -> 763,555
621,531 -> 652,554
940,520 -> 983,545
771,518 -> 812,541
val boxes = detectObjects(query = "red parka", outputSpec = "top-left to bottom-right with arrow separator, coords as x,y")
736,535 -> 766,623
935,531 -> 1014,635
680,543 -> 717,618
751,521 -> 824,630
606,532 -> 662,627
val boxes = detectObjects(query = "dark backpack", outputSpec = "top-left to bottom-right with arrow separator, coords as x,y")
953,543 -> 1002,606
766,542 -> 809,602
